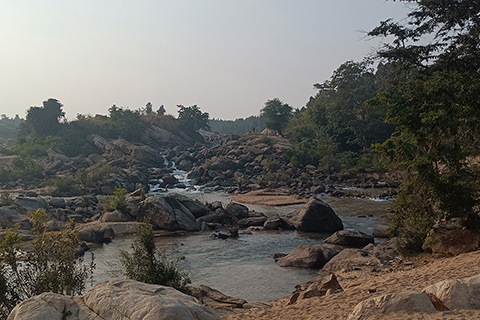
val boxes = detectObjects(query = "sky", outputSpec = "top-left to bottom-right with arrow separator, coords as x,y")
0,0 -> 411,120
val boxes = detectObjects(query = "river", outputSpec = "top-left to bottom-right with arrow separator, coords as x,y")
90,189 -> 390,302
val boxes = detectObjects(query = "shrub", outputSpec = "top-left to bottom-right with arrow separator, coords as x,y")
0,210 -> 95,319
107,187 -> 127,211
120,222 -> 191,293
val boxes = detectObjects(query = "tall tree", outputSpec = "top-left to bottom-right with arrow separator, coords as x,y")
25,98 -> 65,136
260,98 -> 292,136
369,0 -> 480,253
177,105 -> 209,133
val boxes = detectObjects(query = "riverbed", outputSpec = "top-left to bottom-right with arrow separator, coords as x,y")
90,191 -> 390,302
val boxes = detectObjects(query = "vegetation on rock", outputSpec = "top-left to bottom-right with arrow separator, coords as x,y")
120,222 -> 191,293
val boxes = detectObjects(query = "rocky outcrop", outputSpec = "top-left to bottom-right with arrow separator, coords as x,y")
324,230 -> 374,248
8,279 -> 220,320
323,248 -> 381,272
138,193 -> 212,231
422,219 -> 480,256
288,272 -> 343,304
276,243 -> 343,269
347,291 -> 437,320
190,284 -> 247,309
286,198 -> 343,233
348,273 -> 480,320
423,274 -> 480,310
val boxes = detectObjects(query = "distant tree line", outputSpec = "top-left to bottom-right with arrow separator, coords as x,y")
209,116 -> 265,135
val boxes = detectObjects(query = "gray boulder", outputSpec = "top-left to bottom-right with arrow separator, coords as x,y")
8,279 -> 220,320
14,196 -> 48,214
277,243 -> 343,269
139,194 -> 202,231
324,230 -> 374,248
286,198 -> 343,233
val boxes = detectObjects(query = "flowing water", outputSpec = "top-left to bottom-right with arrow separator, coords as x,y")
90,190 -> 390,302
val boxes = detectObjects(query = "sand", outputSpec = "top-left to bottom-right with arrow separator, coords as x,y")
218,250 -> 480,320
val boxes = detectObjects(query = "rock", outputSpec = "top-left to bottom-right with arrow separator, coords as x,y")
372,225 -> 389,238
263,215 -> 282,230
48,197 -> 66,209
277,244 -> 343,269
310,185 -> 325,194
288,273 -> 343,304
422,219 -> 480,256
323,248 -> 381,272
14,196 -> 48,213
423,274 -> 480,310
8,279 -> 220,320
190,284 -> 247,308
347,291 -> 437,320
76,223 -> 114,243
101,209 -> 133,222
225,202 -> 250,219
286,198 -> 343,233
238,216 -> 268,228
324,230 -> 374,248
0,207 -> 28,229
166,194 -> 212,219
138,194 -> 201,231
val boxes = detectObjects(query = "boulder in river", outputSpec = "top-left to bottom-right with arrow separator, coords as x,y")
277,243 -> 343,269
286,198 -> 343,233
324,230 -> 374,248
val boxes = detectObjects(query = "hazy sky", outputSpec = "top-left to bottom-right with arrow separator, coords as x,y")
0,0 -> 411,120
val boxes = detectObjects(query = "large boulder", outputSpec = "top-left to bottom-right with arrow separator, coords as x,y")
422,219 -> 480,256
277,243 -> 343,269
324,230 -> 374,248
0,207 -> 27,229
347,291 -> 437,320
76,222 -> 114,243
288,272 -> 343,304
14,196 -> 48,214
323,248 -> 381,272
8,279 -> 220,320
138,194 -> 203,231
286,198 -> 343,233
423,274 -> 480,310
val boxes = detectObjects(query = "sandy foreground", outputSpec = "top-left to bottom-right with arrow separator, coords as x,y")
217,250 -> 480,320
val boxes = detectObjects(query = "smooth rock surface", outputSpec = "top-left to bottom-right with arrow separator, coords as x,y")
286,198 -> 343,233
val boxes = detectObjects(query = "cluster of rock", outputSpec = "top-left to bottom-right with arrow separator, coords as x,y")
183,133 -> 392,196
348,274 -> 480,319
8,279 -> 221,320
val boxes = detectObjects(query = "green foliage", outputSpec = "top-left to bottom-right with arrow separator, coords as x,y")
120,223 -> 190,293
209,116 -> 265,135
177,105 -> 210,133
370,0 -> 480,254
25,99 -> 65,136
0,115 -> 23,146
0,210 -> 95,319
260,98 -> 292,135
108,105 -> 145,141
107,187 -> 127,211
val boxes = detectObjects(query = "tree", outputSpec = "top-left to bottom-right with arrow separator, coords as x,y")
145,102 -> 153,115
260,98 -> 292,135
177,105 -> 209,133
108,105 -> 144,141
369,0 -> 480,253
157,105 -> 166,116
25,98 -> 65,136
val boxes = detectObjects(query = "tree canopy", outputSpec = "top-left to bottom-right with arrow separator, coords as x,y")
25,98 -> 65,136
260,98 -> 292,135
369,0 -> 480,253
177,105 -> 210,133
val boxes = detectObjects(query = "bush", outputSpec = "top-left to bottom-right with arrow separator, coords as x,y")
0,210 -> 95,319
120,222 -> 190,293
107,187 -> 127,211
